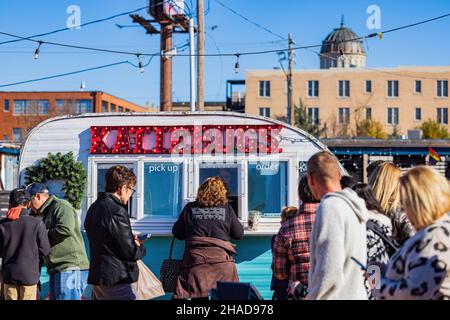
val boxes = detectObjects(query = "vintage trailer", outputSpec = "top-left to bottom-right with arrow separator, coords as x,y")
18,112 -> 338,299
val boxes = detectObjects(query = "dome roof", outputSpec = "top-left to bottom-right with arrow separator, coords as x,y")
320,20 -> 365,55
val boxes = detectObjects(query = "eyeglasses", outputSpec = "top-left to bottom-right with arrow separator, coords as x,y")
127,186 -> 136,196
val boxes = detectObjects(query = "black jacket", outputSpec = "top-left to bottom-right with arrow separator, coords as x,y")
84,192 -> 146,286
0,208 -> 51,285
172,201 -> 244,242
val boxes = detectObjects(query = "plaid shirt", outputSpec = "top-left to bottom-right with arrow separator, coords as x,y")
272,203 -> 319,286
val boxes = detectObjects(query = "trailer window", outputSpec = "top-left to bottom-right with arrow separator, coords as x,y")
143,162 -> 183,219
248,161 -> 288,217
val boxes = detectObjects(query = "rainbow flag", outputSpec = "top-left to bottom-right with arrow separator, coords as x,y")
428,147 -> 442,165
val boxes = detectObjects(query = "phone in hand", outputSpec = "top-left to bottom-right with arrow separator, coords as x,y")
351,256 -> 368,271
137,233 -> 152,242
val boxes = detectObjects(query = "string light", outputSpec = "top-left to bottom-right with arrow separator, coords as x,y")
136,54 -> 144,74
34,41 -> 43,60
234,53 -> 240,74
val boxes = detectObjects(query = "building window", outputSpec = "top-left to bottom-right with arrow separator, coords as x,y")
338,107 -> 350,125
338,80 -> 350,97
248,161 -> 288,217
415,108 -> 422,121
387,108 -> 399,125
387,80 -> 399,97
12,128 -> 22,141
308,107 -> 319,125
437,80 -> 448,97
101,101 -> 109,112
144,162 -> 183,218
415,80 -> 422,94
4,99 -> 10,112
259,80 -> 271,97
125,108 -> 130,112
308,80 -> 319,97
110,104 -> 117,112
55,99 -> 92,114
437,108 -> 448,124
3,135 -> 9,141
365,80 -> 372,94
13,100 -> 49,115
118,106 -> 124,112
365,107 -> 372,120
259,107 -> 270,117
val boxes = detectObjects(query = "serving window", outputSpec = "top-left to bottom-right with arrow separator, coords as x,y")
143,162 -> 184,219
248,161 -> 288,218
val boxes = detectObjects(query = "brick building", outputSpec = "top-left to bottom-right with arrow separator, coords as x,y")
0,91 -> 149,142
244,21 -> 449,138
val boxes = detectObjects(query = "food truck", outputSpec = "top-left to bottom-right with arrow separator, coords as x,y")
18,111 -> 339,299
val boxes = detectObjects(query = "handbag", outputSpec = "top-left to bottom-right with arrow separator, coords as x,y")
134,260 -> 165,300
160,238 -> 183,293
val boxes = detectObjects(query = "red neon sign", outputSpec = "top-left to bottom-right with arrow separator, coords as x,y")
90,125 -> 283,155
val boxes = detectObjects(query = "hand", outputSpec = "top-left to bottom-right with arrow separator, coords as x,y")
134,234 -> 141,247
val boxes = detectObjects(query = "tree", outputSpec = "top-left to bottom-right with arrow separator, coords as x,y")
390,125 -> 401,139
420,119 -> 450,139
292,99 -> 326,138
355,119 -> 387,139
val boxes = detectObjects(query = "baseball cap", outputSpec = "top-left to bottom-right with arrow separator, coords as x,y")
26,182 -> 49,197
9,188 -> 31,207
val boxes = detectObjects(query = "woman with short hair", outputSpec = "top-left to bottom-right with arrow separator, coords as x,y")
375,166 -> 450,300
172,177 -> 244,299
84,165 -> 146,300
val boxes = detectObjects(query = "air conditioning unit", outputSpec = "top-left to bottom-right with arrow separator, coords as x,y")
407,130 -> 422,140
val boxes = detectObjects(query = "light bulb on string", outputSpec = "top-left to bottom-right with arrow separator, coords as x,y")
234,53 -> 240,74
34,41 -> 43,60
136,53 -> 144,74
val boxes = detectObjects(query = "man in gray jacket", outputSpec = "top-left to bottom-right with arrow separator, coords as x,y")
306,151 -> 368,300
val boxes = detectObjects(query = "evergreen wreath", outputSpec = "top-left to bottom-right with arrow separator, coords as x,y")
25,152 -> 87,209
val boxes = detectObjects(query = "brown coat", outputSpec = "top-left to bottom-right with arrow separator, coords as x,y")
173,236 -> 239,299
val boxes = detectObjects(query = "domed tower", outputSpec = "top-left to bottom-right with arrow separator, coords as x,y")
320,16 -> 366,69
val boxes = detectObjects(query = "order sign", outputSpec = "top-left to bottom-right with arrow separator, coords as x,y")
89,124 -> 283,155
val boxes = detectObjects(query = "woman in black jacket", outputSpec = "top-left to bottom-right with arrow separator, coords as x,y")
84,165 -> 146,300
172,176 -> 244,299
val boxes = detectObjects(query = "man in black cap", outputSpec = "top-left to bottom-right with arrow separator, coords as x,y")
26,182 -> 89,300
0,188 -> 50,300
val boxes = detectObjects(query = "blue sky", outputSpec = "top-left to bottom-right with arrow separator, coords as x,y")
0,0 -> 449,107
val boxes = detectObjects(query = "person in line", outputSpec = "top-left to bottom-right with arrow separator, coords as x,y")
340,175 -> 358,190
368,162 -> 416,245
306,152 -> 368,300
271,206 -> 298,300
353,183 -> 397,299
172,177 -> 244,299
272,176 -> 320,300
0,188 -> 50,300
84,165 -> 146,300
375,166 -> 450,300
27,182 -> 89,300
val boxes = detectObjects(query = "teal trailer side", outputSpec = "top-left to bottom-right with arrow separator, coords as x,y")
39,234 -> 274,300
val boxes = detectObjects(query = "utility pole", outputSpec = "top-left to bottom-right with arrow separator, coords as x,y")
189,18 -> 196,112
287,33 -> 294,125
131,2 -> 190,112
160,24 -> 173,111
197,0 -> 205,111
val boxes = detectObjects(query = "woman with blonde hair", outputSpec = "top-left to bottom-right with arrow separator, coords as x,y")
368,162 -> 415,245
375,166 -> 450,300
172,177 -> 244,299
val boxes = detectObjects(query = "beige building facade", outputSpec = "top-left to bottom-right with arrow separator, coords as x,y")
245,66 -> 450,137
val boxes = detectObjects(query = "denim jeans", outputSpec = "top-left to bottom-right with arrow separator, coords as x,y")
49,269 -> 88,300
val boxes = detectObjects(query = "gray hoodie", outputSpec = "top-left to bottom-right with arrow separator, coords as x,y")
307,188 -> 369,300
